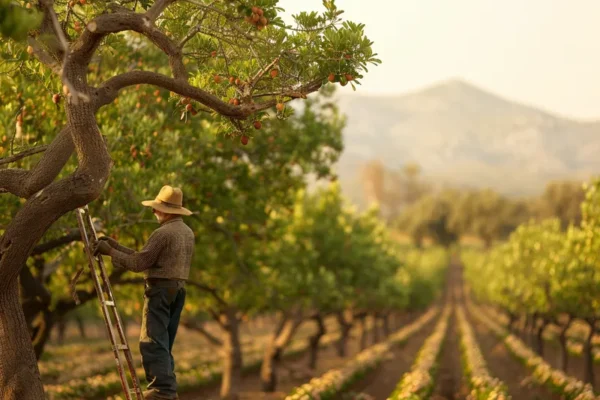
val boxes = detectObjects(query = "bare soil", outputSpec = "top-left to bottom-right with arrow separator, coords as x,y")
336,316 -> 438,400
465,310 -> 562,400
430,313 -> 469,400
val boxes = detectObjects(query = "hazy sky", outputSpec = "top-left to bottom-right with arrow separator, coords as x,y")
278,0 -> 600,120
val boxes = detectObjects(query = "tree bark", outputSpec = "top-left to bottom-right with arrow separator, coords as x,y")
220,309 -> 243,400
32,310 -> 54,360
357,313 -> 368,351
0,283 -> 45,399
56,316 -> 67,345
557,316 -> 573,372
260,311 -> 303,392
508,312 -> 517,333
534,318 -> 548,357
307,313 -> 326,370
382,312 -> 391,337
335,310 -> 353,357
371,312 -> 380,344
583,319 -> 596,386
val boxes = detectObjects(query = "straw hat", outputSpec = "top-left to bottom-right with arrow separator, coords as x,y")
141,185 -> 193,216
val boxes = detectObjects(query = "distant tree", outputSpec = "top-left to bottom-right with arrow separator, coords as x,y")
361,160 -> 430,222
447,188 -> 521,248
395,189 -> 459,247
535,180 -> 585,229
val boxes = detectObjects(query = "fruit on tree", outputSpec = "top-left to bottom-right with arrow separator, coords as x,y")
211,50 -> 217,57
186,103 -> 193,111
270,69 -> 279,78
328,73 -> 335,82
214,75 -> 222,83
241,135 -> 249,145
52,94 -> 61,104
276,103 -> 284,112
253,121 -> 262,129
26,46 -> 33,55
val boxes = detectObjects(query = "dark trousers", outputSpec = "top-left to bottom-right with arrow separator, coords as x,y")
140,280 -> 186,397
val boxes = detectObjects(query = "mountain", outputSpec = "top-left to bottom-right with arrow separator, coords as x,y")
333,79 -> 600,207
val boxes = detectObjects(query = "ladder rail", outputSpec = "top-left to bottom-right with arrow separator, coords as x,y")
75,207 -> 144,400
81,206 -> 144,398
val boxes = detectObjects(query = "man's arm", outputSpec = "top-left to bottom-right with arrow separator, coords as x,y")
110,231 -> 166,272
99,237 -> 135,255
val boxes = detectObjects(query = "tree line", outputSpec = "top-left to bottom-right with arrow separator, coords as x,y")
360,160 -> 586,247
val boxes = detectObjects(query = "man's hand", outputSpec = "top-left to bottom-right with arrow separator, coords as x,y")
93,240 -> 113,256
98,236 -> 119,248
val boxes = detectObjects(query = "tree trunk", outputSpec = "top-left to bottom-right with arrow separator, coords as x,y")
75,315 -> 86,339
57,316 -> 67,345
307,313 -> 326,370
557,317 -> 573,372
220,309 -> 243,400
508,312 -> 517,333
335,311 -> 353,357
32,310 -> 54,360
371,312 -> 380,344
382,312 -> 391,337
260,311 -> 303,392
0,283 -> 45,399
535,318 -> 548,357
358,314 -> 368,351
583,320 -> 596,386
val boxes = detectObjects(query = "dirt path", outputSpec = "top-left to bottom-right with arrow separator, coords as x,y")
430,311 -> 469,400
465,310 -> 562,400
338,315 -> 438,399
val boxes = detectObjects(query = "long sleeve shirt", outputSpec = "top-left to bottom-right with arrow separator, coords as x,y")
111,217 -> 195,280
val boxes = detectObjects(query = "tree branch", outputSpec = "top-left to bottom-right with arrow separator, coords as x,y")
40,0 -> 88,104
31,230 -> 81,256
145,0 -> 178,22
0,127 -> 73,198
77,9 -> 186,79
0,145 -> 48,167
95,71 -> 252,118
181,319 -> 223,346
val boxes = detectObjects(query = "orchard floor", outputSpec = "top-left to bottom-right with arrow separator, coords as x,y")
178,327 -> 383,400
338,314 -> 438,400
465,309 -> 562,400
514,331 -> 600,392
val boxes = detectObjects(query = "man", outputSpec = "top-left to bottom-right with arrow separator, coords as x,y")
93,185 -> 195,400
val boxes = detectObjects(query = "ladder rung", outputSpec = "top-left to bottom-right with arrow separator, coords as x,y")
114,344 -> 129,350
103,300 -> 115,306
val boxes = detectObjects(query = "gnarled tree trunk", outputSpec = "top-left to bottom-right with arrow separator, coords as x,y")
534,317 -> 548,357
557,316 -> 573,372
357,313 -> 368,351
307,313 -> 325,370
583,319 -> 596,386
260,310 -> 304,392
335,310 -> 353,357
220,309 -> 243,400
382,312 -> 391,337
371,312 -> 380,344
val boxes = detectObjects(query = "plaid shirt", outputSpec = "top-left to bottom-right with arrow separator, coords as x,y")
111,217 -> 195,280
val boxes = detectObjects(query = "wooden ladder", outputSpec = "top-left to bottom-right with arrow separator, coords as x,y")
75,205 -> 144,400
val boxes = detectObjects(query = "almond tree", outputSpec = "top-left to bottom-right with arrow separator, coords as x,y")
0,0 -> 379,398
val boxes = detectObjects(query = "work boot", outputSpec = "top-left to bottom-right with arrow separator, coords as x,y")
143,389 -> 178,400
